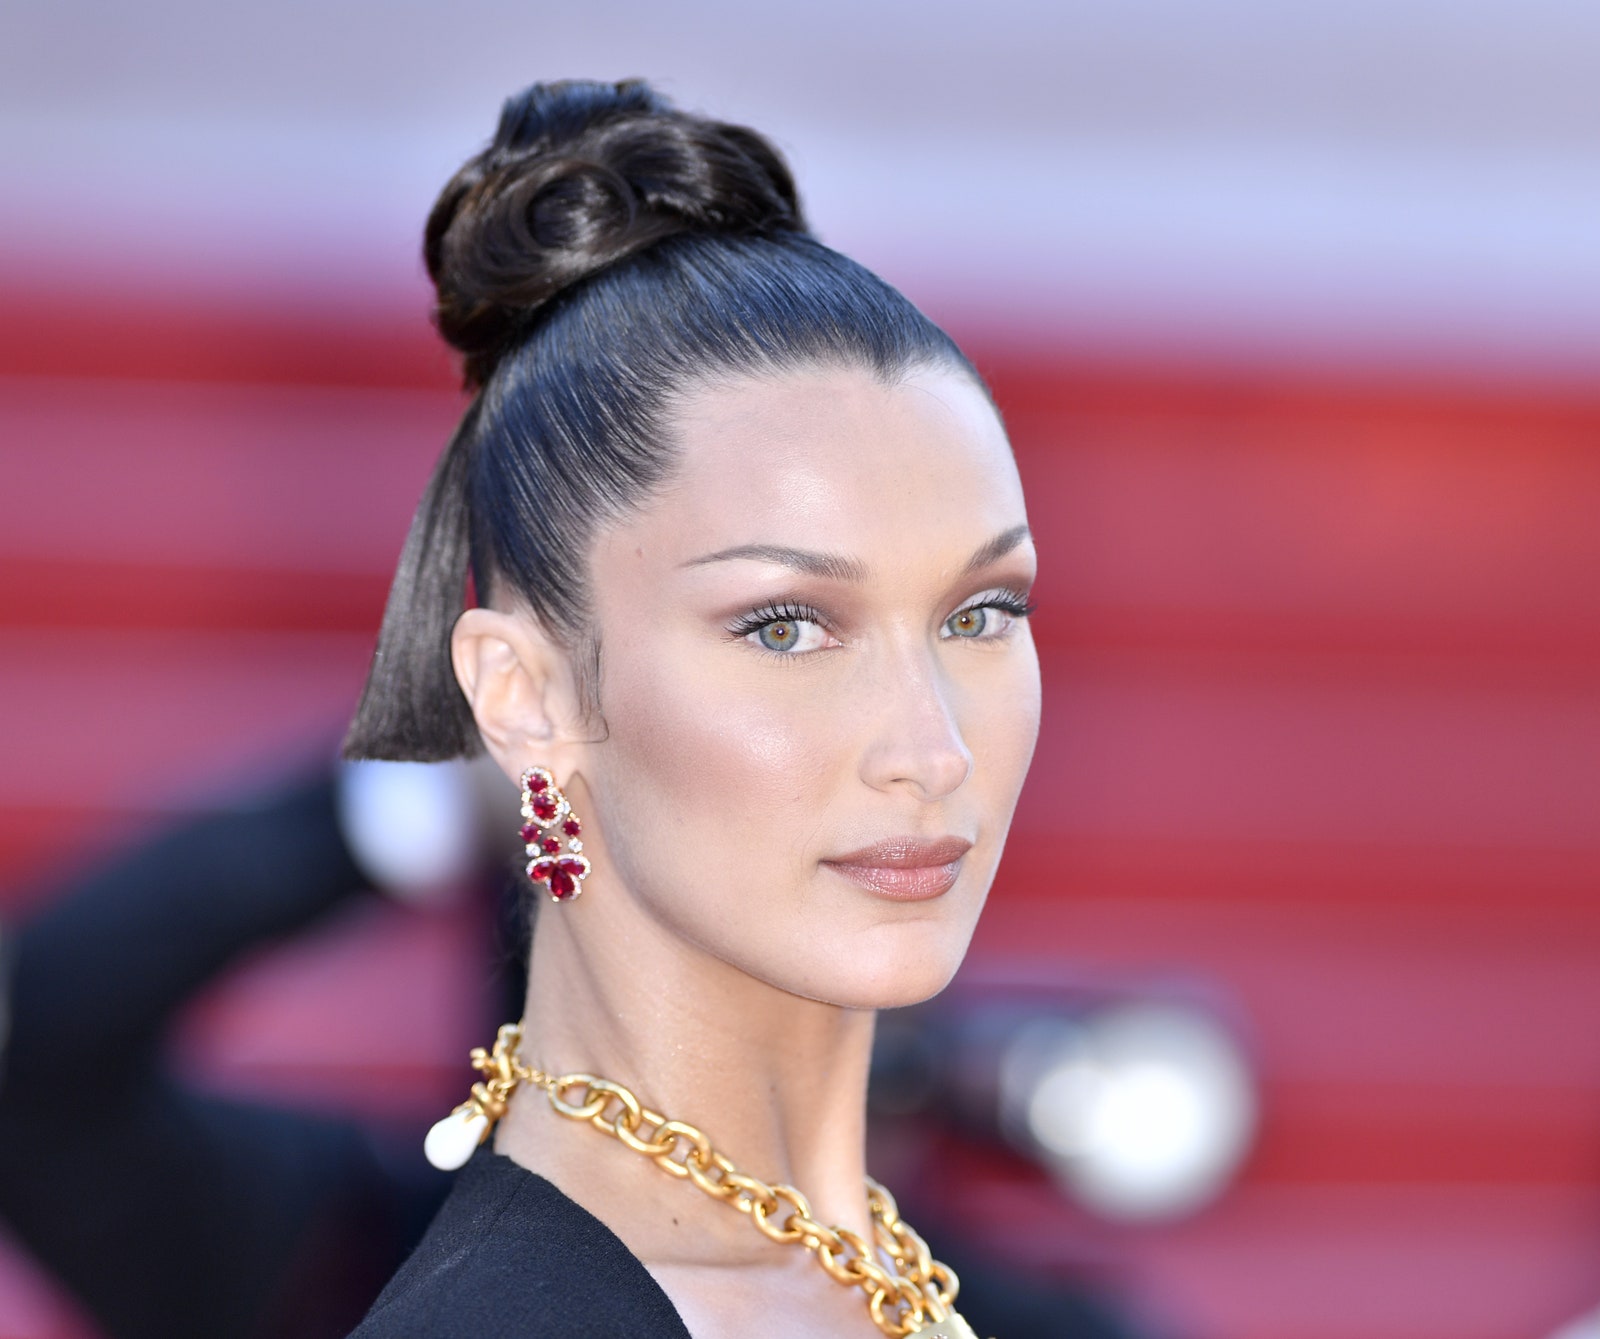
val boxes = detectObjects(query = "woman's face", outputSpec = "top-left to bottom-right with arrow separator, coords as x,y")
575,362 -> 1040,1009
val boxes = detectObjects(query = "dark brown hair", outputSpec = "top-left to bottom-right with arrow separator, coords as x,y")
343,79 -> 982,761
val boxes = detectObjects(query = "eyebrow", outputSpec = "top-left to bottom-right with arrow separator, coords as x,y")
682,543 -> 869,582
958,523 -> 1032,575
682,524 -> 1032,583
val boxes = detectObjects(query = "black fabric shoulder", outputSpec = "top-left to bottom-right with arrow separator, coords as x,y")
347,1145 -> 691,1338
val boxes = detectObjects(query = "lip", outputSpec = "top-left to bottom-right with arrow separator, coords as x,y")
821,836 -> 973,901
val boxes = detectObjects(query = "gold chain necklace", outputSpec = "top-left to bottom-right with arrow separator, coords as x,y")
428,1022 -> 981,1338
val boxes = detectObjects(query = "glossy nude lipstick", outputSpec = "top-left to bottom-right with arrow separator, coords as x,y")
821,836 -> 973,901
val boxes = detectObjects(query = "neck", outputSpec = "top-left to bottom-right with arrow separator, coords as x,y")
501,887 -> 878,1244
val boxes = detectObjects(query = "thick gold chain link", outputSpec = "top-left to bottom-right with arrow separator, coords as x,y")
471,1023 -> 959,1338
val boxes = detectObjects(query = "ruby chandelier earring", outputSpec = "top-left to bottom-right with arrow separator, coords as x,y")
519,766 -> 590,901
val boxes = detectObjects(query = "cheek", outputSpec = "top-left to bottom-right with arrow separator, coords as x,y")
589,655 -> 844,900
968,643 -> 1043,811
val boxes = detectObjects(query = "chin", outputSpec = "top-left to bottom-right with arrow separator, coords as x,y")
793,916 -> 977,1011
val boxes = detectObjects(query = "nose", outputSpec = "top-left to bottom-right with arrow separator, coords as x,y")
857,645 -> 974,802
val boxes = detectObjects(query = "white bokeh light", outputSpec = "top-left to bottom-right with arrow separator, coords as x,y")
336,758 -> 481,902
1003,1001 -> 1257,1221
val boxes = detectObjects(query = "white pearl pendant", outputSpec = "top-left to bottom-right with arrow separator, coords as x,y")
424,1107 -> 489,1170
908,1315 -> 981,1339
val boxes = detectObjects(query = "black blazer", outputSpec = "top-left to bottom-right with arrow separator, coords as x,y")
347,1144 -> 694,1338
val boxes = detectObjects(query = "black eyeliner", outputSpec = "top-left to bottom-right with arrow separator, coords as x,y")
725,599 -> 828,639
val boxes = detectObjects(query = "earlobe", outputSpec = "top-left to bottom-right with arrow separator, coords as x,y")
449,608 -> 559,766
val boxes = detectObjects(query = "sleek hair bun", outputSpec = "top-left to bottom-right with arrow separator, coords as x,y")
425,79 -> 807,388
346,76 -> 978,763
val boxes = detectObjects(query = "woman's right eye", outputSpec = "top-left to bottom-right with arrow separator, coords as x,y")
746,618 -> 831,654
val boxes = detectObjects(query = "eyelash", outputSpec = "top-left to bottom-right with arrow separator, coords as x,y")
965,592 -> 1037,622
726,600 -> 829,645
726,591 -> 1037,655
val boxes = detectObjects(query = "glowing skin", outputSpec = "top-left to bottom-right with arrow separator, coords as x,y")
450,364 -> 1039,1339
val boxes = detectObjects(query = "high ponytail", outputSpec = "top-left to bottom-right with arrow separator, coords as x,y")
343,78 -> 981,761
343,404 -> 483,760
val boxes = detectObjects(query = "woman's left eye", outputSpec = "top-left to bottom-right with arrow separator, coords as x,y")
943,602 -> 1024,640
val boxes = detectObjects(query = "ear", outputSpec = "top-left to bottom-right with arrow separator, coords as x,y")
450,607 -> 582,783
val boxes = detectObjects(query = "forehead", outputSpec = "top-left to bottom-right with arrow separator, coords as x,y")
630,364 -> 1025,570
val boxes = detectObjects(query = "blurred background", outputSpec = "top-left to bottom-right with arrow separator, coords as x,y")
1,2 -> 1597,1338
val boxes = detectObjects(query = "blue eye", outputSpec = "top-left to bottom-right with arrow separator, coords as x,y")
750,618 -> 830,653
729,602 -> 836,656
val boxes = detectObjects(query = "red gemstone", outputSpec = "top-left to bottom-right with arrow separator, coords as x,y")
548,868 -> 575,899
541,837 -> 561,855
556,856 -> 585,877
525,772 -> 548,793
562,817 -> 581,837
519,823 -> 541,845
527,857 -> 553,883
530,795 -> 558,821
